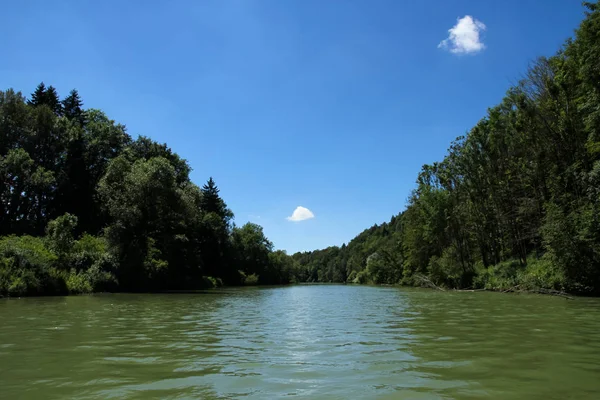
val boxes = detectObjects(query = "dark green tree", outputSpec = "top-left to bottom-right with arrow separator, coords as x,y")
201,177 -> 233,222
62,89 -> 86,125
27,82 -> 47,107
28,82 -> 62,115
45,85 -> 62,116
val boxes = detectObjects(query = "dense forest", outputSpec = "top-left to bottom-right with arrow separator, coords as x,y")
292,2 -> 600,295
0,84 -> 297,296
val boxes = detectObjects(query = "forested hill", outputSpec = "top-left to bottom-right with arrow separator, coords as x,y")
1,85 -> 296,297
293,2 -> 600,295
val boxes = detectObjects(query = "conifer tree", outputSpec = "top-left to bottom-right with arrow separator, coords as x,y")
27,82 -> 47,107
62,89 -> 85,125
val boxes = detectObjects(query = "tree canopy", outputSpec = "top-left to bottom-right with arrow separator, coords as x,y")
292,2 -> 600,296
0,86 -> 297,297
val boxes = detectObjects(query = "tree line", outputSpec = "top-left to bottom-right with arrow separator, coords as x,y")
1,84 -> 296,296
292,2 -> 600,295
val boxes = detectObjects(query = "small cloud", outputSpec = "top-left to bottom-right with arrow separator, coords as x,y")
438,15 -> 486,54
286,206 -> 315,222
248,214 -> 261,220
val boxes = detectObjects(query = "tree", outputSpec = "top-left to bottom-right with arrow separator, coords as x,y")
98,156 -> 189,290
45,213 -> 78,261
197,177 -> 235,281
201,177 -> 233,222
292,2 -> 600,294
62,89 -> 86,125
1,82 -> 292,295
231,223 -> 273,283
0,148 -> 55,235
45,86 -> 62,116
128,136 -> 190,184
28,82 -> 62,115
27,82 -> 47,107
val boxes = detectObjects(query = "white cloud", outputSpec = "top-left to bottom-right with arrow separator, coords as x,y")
438,15 -> 486,54
286,206 -> 315,222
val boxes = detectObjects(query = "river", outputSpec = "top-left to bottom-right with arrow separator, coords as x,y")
1,285 -> 599,399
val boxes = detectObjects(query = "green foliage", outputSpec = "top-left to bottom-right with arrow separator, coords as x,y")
365,252 -> 401,284
45,213 -> 78,258
243,273 -> 259,286
473,256 -> 567,292
65,269 -> 93,294
201,177 -> 233,222
0,81 -> 292,295
268,250 -> 296,284
0,222 -> 118,296
0,235 -> 63,296
517,257 -> 567,291
292,3 -> 600,295
346,270 -> 357,283
27,82 -> 62,115
143,238 -> 168,279
473,260 -> 522,290
353,270 -> 370,284
201,276 -> 223,288
62,89 -> 86,125
231,223 -> 271,282
68,234 -> 117,292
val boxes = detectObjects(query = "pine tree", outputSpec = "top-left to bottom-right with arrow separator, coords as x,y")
199,177 -> 234,281
45,85 -> 62,116
27,82 -> 47,107
200,177 -> 232,221
62,89 -> 86,125
27,82 -> 62,115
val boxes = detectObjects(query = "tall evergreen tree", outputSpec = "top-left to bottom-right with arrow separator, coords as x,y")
198,177 -> 234,280
44,85 -> 62,116
27,82 -> 46,107
27,82 -> 62,115
201,177 -> 233,222
62,89 -> 85,125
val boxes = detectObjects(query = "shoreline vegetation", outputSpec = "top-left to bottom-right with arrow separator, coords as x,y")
291,2 -> 600,297
0,86 -> 296,297
2,2 -> 600,298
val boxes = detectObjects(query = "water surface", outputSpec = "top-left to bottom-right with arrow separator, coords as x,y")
1,285 -> 599,399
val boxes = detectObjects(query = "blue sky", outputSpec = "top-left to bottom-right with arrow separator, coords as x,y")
1,1 -> 586,253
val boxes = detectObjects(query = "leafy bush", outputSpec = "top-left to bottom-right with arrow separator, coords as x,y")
45,213 -> 78,259
0,230 -> 118,296
473,256 -> 567,292
201,276 -> 223,288
0,235 -> 65,296
346,270 -> 357,283
365,253 -> 395,284
65,269 -> 93,294
84,264 -> 118,292
473,259 -> 521,290
427,247 -> 473,288
70,234 -> 118,292
243,273 -> 259,286
353,269 -> 370,284
517,256 -> 566,291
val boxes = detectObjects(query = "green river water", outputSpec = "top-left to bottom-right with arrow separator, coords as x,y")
1,285 -> 600,399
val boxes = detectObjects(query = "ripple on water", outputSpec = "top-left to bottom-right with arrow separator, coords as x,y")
1,287 -> 600,399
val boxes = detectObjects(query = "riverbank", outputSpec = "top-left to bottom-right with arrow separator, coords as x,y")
296,251 -> 593,296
